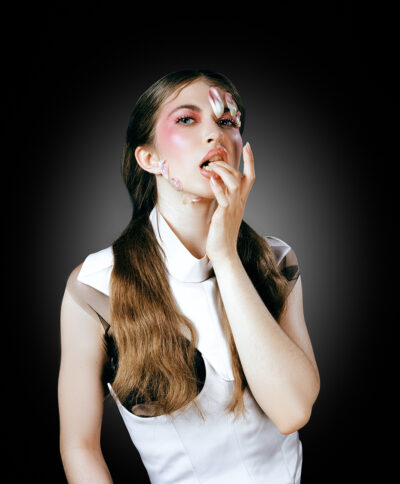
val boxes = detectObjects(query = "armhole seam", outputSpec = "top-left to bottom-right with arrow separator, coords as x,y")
87,303 -> 111,336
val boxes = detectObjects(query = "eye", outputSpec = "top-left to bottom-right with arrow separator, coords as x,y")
176,116 -> 195,125
218,118 -> 239,128
175,114 -> 239,128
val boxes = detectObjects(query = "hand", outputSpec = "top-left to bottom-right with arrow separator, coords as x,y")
206,142 -> 255,264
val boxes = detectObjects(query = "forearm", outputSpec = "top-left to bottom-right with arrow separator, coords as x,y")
213,255 -> 319,433
61,446 -> 113,484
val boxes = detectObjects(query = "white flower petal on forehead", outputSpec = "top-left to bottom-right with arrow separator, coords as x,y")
225,92 -> 237,117
208,87 -> 225,118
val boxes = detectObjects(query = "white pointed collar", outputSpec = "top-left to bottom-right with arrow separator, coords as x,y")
77,205 -> 214,295
150,205 -> 214,283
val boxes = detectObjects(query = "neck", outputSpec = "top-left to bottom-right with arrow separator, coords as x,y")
155,195 -> 218,260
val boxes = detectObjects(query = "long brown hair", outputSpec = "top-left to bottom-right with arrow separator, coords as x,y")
110,69 -> 290,421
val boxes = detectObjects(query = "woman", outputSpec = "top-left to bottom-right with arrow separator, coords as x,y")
58,69 -> 320,483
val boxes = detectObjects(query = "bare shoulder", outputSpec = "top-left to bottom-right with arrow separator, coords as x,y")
64,261 -> 86,301
62,259 -> 112,341
62,261 -> 101,330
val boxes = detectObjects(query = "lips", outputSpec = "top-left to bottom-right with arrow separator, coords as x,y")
199,148 -> 227,168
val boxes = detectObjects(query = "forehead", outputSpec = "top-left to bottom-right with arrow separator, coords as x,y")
161,79 -> 227,110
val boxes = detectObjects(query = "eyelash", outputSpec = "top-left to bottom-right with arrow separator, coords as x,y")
176,115 -> 239,128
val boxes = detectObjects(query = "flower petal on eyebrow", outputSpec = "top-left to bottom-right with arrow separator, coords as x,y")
208,87 -> 225,118
225,92 -> 237,117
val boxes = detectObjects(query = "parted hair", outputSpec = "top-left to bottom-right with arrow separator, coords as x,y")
110,69 -> 290,421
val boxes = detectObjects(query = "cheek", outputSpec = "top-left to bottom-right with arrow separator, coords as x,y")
158,122 -> 193,159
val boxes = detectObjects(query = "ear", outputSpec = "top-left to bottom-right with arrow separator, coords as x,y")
135,145 -> 161,174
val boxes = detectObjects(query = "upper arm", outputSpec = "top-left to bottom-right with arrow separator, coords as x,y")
280,276 -> 319,378
58,264 -> 109,453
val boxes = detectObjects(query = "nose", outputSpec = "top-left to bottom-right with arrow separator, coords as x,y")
203,118 -> 224,144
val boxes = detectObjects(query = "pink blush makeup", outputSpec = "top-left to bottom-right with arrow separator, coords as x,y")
157,114 -> 194,156
155,111 -> 197,193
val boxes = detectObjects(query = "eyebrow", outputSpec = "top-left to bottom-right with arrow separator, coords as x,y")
168,104 -> 230,118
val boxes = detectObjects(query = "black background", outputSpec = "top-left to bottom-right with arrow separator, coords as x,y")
8,2 -> 393,483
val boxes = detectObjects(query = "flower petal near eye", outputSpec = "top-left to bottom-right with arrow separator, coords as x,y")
208,87 -> 225,118
234,111 -> 241,128
225,92 -> 238,117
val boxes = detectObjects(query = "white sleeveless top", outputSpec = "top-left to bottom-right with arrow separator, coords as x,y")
77,206 -> 303,483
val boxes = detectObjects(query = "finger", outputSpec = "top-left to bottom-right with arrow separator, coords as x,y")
210,176 -> 229,207
209,160 -> 239,177
208,163 -> 240,193
241,142 -> 255,198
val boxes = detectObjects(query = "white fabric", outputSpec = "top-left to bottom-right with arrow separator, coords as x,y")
77,205 -> 303,483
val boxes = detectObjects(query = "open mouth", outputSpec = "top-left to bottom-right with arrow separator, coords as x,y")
200,155 -> 224,171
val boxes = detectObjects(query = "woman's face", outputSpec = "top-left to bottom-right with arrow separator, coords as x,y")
153,79 -> 243,199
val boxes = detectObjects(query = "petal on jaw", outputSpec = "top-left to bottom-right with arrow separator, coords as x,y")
170,177 -> 183,190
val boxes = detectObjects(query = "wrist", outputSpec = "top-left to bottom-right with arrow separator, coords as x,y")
210,252 -> 242,273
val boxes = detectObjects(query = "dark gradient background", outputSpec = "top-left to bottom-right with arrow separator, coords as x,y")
9,3 -> 392,483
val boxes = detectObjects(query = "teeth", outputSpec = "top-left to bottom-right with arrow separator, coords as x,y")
201,156 -> 223,170
203,165 -> 215,172
200,154 -> 225,170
